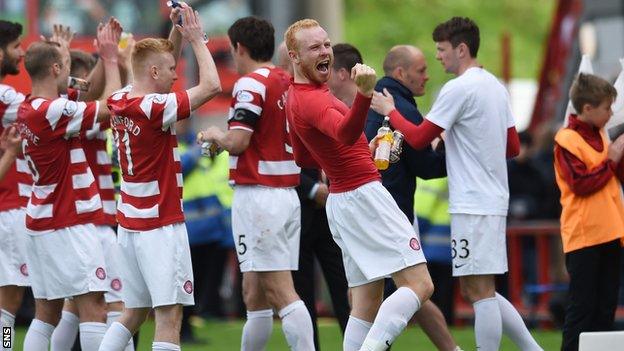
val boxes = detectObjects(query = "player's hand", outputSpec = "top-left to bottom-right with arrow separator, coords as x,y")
96,18 -> 123,63
351,63 -> 376,97
175,6 -> 205,44
169,1 -> 185,26
0,126 -> 22,156
41,24 -> 73,55
371,88 -> 396,116
608,134 -> 624,163
196,126 -> 224,144
314,183 -> 329,208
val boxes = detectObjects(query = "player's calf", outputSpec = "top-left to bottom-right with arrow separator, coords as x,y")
154,305 -> 183,344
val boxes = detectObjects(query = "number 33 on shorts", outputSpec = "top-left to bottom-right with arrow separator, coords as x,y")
451,238 -> 470,271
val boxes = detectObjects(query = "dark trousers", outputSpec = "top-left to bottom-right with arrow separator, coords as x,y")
561,239 -> 621,351
292,204 -> 350,351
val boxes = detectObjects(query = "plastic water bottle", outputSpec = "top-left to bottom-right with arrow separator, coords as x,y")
374,116 -> 393,170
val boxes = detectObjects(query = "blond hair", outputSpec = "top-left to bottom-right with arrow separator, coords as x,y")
24,41 -> 62,80
284,19 -> 320,52
570,73 -> 617,113
131,38 -> 174,72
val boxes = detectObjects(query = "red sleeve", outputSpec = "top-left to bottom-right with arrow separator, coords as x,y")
388,109 -> 443,149
507,126 -> 520,158
555,143 -> 614,196
290,129 -> 321,169
313,92 -> 371,145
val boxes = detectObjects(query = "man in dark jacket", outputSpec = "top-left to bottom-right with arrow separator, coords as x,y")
365,45 -> 459,351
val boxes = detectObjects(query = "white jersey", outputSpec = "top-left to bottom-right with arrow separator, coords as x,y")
427,67 -> 515,216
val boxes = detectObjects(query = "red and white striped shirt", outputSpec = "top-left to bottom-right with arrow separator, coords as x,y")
107,90 -> 191,231
228,67 -> 300,187
83,125 -> 116,226
0,84 -> 31,212
16,96 -> 103,231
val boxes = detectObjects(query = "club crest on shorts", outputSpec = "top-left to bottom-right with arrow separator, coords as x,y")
409,237 -> 421,251
20,263 -> 28,276
184,280 -> 193,294
95,267 -> 107,280
111,278 -> 122,291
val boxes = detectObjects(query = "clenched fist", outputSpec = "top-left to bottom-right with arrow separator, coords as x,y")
351,63 -> 376,97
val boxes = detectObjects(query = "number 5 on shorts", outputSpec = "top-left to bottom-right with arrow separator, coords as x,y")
237,234 -> 247,255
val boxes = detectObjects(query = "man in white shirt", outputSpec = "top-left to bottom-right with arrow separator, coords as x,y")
370,16 -> 542,351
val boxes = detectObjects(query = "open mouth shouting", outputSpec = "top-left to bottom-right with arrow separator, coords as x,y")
316,59 -> 330,74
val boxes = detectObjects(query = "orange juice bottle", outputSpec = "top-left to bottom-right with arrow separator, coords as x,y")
374,116 -> 393,170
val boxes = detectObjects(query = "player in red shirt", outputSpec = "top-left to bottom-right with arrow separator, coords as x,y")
0,21 -> 28,349
197,17 -> 314,350
284,19 -> 434,351
99,5 -> 221,351
16,20 -> 123,351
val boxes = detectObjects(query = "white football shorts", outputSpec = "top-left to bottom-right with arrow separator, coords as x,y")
450,213 -> 508,277
97,225 -> 123,303
325,181 -> 427,287
231,185 -> 301,272
25,223 -> 108,300
0,208 -> 29,287
117,222 -> 194,308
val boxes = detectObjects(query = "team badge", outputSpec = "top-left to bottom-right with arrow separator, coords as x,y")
183,280 -> 193,294
63,100 -> 78,116
236,90 -> 254,103
95,267 -> 107,280
20,263 -> 28,276
409,238 -> 421,251
111,278 -> 122,291
152,94 -> 167,104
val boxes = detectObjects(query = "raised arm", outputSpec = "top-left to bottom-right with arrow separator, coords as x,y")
168,5 -> 184,62
94,18 -> 123,122
176,6 -> 221,111
313,64 -> 376,145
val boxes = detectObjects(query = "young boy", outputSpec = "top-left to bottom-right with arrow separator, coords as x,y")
554,72 -> 624,351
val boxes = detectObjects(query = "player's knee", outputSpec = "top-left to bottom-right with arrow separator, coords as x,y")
74,292 -> 107,322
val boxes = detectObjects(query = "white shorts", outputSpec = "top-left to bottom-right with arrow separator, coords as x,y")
0,208 -> 29,287
326,181 -> 427,287
450,214 -> 508,277
25,224 -> 108,300
231,186 -> 301,272
117,223 -> 194,308
97,226 -> 123,303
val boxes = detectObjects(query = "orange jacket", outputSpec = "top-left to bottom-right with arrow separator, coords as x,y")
554,128 -> 624,253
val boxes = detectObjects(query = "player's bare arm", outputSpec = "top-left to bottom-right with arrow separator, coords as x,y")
168,4 -> 184,62
94,18 -> 123,122
196,127 -> 252,155
81,18 -> 124,101
176,6 -> 221,110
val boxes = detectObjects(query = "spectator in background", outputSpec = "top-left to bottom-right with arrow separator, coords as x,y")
365,44 -> 458,351
554,73 -> 624,351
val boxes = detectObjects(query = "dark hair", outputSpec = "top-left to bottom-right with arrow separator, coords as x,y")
570,73 -> 617,113
332,43 -> 362,72
518,131 -> 533,146
70,50 -> 96,76
228,16 -> 274,62
25,41 -> 63,80
432,17 -> 480,58
0,20 -> 23,50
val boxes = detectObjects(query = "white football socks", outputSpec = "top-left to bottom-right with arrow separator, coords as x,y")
343,315 -> 372,351
151,342 -> 180,351
24,319 -> 55,351
278,300 -> 315,351
496,293 -> 543,350
51,311 -> 79,351
98,321 -> 132,351
1,309 -> 16,351
241,309 -> 273,351
106,312 -> 135,351
473,297 -> 502,351
79,322 -> 107,351
360,287 -> 421,351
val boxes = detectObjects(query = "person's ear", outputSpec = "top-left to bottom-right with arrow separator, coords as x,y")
288,50 -> 300,64
150,65 -> 159,80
